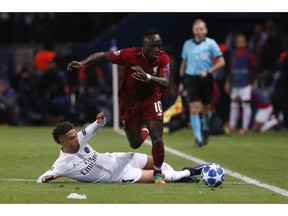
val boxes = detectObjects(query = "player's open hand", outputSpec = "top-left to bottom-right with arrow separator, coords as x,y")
67,61 -> 83,71
131,65 -> 150,82
96,111 -> 105,123
42,175 -> 57,183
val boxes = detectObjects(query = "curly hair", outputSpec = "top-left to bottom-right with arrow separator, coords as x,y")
52,122 -> 74,144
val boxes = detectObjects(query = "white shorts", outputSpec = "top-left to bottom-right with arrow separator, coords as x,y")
111,152 -> 148,183
255,106 -> 273,123
231,85 -> 252,101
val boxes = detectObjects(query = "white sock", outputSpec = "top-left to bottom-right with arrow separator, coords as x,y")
242,102 -> 251,129
260,118 -> 278,132
229,102 -> 239,129
161,162 -> 174,171
163,170 -> 190,182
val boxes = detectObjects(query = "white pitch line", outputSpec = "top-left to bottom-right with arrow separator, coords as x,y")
0,179 -> 35,182
116,130 -> 288,198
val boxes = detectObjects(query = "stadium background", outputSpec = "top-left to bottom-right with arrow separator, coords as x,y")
1,12 -> 288,206
0,12 -> 288,129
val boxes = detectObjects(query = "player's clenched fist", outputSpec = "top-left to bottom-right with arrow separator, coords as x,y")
96,111 -> 105,123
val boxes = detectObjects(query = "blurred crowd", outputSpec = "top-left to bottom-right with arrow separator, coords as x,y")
0,13 -> 130,126
0,14 -> 288,131
0,13 -> 130,44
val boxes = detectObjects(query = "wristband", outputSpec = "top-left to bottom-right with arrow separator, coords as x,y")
146,73 -> 152,81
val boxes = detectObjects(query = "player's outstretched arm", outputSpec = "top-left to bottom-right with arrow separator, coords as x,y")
37,170 -> 59,183
77,111 -> 106,144
67,52 -> 110,71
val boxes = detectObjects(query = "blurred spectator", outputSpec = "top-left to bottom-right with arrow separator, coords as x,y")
75,65 -> 112,125
251,88 -> 279,133
273,36 -> 288,128
0,79 -> 20,125
258,19 -> 285,88
12,65 -> 40,125
37,60 -> 70,125
225,33 -> 257,134
34,42 -> 56,73
225,30 -> 239,51
248,24 -> 267,52
248,24 -> 267,65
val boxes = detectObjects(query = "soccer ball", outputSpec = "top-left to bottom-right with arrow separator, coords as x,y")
201,163 -> 225,187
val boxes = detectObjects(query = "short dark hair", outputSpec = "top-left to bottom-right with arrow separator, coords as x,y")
52,122 -> 74,144
143,28 -> 159,38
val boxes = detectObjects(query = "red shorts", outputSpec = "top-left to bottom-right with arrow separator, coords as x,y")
120,95 -> 163,130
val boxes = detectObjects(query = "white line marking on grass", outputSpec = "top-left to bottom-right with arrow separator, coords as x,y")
0,179 -> 35,182
116,130 -> 288,198
224,182 -> 249,185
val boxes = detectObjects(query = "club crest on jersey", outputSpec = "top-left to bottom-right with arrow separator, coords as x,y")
153,66 -> 158,75
113,50 -> 121,56
82,130 -> 86,136
164,63 -> 170,73
84,147 -> 90,153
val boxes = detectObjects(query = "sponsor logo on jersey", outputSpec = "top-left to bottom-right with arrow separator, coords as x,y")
82,130 -> 86,136
81,152 -> 98,175
113,50 -> 121,56
84,147 -> 90,153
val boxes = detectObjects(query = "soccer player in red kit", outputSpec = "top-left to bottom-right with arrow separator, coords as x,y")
67,29 -> 170,184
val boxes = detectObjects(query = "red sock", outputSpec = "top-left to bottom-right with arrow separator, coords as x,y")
152,144 -> 165,175
141,128 -> 149,144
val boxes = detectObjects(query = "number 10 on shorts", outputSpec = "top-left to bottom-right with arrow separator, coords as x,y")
154,101 -> 163,116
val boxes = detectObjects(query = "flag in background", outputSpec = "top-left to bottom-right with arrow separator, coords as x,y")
163,95 -> 183,124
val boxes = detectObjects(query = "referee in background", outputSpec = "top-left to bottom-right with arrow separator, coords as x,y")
178,19 -> 225,147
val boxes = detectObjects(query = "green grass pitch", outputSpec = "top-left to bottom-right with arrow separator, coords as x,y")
0,126 -> 288,205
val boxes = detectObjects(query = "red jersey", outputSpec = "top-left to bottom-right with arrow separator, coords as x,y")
109,48 -> 170,104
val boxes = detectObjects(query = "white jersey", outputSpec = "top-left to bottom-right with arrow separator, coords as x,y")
37,118 -> 147,183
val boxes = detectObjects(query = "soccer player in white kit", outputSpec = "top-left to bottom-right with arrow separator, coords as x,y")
37,112 -> 203,184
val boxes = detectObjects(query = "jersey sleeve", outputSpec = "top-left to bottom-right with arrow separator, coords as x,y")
159,53 -> 171,74
210,39 -> 223,58
181,41 -> 188,60
77,118 -> 106,145
109,48 -> 131,65
36,160 -> 67,183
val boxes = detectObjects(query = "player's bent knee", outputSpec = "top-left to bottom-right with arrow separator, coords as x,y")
151,137 -> 163,148
129,142 -> 141,149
